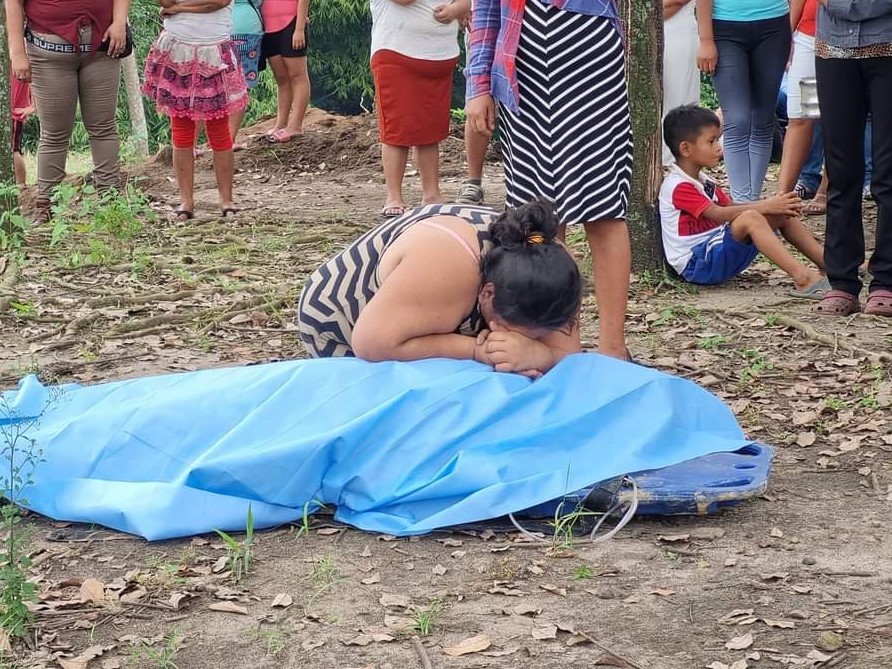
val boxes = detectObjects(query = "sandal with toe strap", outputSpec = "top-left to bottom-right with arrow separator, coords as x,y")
864,288 -> 892,317
814,290 -> 861,317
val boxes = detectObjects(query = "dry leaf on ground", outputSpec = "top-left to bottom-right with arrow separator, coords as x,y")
271,593 -> 292,608
443,634 -> 492,657
79,579 -> 105,603
207,601 -> 248,615
531,624 -> 558,640
726,633 -> 754,650
379,593 -> 410,608
361,573 -> 381,585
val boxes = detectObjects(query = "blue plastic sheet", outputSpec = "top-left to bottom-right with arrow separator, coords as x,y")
1,355 -> 756,540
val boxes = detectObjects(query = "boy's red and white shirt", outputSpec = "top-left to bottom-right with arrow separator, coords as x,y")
658,165 -> 731,273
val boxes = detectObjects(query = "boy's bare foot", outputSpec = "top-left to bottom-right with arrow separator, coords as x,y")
788,275 -> 831,300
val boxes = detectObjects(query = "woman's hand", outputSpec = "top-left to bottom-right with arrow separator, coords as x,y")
160,0 -> 177,7
697,38 -> 718,74
433,1 -> 469,25
103,20 -> 128,58
466,94 -> 496,137
292,24 -> 307,51
11,52 -> 31,83
484,331 -> 555,377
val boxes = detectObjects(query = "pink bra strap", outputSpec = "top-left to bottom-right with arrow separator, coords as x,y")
416,221 -> 480,263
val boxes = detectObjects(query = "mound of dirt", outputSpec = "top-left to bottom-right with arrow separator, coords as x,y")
137,108 -> 472,188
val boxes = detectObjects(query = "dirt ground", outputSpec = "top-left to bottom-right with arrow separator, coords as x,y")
1,110 -> 890,669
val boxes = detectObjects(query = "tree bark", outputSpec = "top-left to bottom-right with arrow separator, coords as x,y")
122,53 -> 149,158
619,0 -> 664,273
0,2 -> 16,188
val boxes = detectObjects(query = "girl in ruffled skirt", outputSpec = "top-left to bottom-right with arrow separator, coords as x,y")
143,0 -> 248,219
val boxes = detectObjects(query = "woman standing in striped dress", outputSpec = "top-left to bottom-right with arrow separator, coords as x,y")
465,0 -> 633,361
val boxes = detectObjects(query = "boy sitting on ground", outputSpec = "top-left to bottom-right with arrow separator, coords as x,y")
659,105 -> 828,298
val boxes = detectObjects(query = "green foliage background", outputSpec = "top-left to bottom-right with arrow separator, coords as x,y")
19,0 -> 716,154
21,0 -> 378,153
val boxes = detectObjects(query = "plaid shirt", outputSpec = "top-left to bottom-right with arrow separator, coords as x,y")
465,0 -> 619,112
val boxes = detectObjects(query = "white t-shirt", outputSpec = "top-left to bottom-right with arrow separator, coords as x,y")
659,166 -> 731,273
370,0 -> 460,61
165,2 -> 233,43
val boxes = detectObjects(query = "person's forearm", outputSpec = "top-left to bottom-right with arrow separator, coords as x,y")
296,0 -> 309,27
112,0 -> 131,25
703,202 -> 770,222
5,0 -> 27,58
789,0 -> 805,32
695,0 -> 714,40
356,332 -> 481,364
663,0 -> 690,21
465,0 -> 500,100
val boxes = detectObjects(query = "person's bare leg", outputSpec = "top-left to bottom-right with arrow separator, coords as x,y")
732,211 -> 820,289
778,118 -> 816,193
13,153 -> 26,186
229,107 -> 247,147
416,143 -> 444,205
466,120 -> 488,181
268,56 -> 292,132
172,147 -> 195,215
382,143 -> 409,211
284,56 -> 310,134
212,149 -> 235,212
767,214 -> 826,271
585,219 -> 630,359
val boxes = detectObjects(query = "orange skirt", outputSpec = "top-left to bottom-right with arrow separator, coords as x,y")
371,49 -> 458,147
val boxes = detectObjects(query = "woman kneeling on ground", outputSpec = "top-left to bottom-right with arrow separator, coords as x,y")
297,201 -> 583,377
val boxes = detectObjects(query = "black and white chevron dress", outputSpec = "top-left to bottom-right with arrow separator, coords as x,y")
499,0 -> 633,226
297,204 -> 496,357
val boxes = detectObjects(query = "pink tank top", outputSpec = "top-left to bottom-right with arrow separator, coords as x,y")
261,0 -> 296,34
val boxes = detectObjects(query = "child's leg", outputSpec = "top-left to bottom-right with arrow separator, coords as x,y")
204,115 -> 235,211
170,116 -> 198,216
13,153 -> 26,186
731,210 -> 821,289
283,56 -> 310,134
415,143 -> 443,205
767,214 -> 826,271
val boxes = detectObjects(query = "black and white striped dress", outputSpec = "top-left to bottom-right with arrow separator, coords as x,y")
499,0 -> 633,226
297,204 -> 496,357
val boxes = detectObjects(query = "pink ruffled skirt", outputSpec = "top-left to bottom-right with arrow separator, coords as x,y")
142,32 -> 248,121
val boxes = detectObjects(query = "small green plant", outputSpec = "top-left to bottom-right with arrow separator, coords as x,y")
9,301 -> 36,317
763,314 -> 780,326
573,564 -> 595,580
549,500 -> 601,550
698,334 -> 726,350
251,627 -> 291,657
310,555 -> 338,585
128,629 -> 184,669
739,348 -> 773,383
214,505 -> 255,584
0,182 -> 31,257
411,599 -> 443,636
0,388 -> 57,639
825,397 -> 847,411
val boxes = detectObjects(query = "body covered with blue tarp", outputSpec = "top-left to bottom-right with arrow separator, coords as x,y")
1,355 -> 755,540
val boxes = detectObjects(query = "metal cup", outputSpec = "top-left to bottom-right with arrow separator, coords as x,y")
799,77 -> 820,119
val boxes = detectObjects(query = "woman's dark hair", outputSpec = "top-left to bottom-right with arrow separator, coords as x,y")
483,199 -> 582,330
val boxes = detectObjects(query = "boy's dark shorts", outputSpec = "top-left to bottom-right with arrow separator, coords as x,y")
681,224 -> 759,285
261,19 -> 308,60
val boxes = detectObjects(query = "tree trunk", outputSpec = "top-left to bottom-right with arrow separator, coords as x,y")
0,2 -> 16,188
122,53 -> 149,158
619,0 -> 664,273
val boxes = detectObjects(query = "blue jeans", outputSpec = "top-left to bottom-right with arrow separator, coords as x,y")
712,15 -> 791,201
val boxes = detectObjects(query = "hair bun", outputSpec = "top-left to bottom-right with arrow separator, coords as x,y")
490,199 -> 560,249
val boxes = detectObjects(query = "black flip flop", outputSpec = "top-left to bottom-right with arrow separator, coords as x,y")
221,207 -> 239,218
173,208 -> 194,221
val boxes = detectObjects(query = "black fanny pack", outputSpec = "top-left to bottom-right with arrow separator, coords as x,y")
99,24 -> 134,59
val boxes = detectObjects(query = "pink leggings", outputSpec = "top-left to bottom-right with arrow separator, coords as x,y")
170,115 -> 232,151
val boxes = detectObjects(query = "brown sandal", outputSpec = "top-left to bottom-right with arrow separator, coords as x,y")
864,289 -> 892,317
802,194 -> 827,216
814,290 -> 861,316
